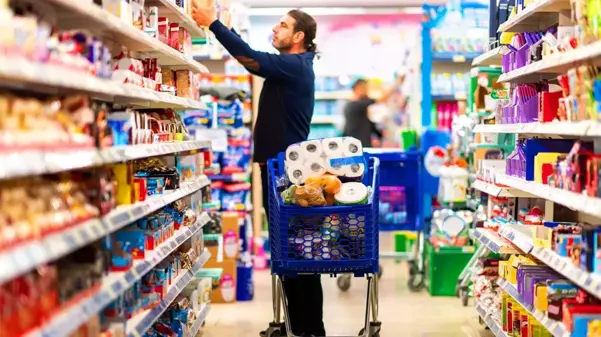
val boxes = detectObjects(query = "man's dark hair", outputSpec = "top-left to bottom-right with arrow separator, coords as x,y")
287,9 -> 318,53
352,78 -> 368,90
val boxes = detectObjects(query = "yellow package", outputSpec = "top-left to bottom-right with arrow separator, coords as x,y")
534,282 -> 549,312
534,153 -> 565,185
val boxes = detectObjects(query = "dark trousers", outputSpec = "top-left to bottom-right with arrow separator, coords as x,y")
261,164 -> 326,336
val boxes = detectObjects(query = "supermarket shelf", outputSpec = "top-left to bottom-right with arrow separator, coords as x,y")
315,91 -> 352,100
431,93 -> 467,100
0,141 -> 211,180
0,179 -> 210,285
36,223 -> 211,337
472,46 -> 508,66
472,121 -> 598,137
496,225 -> 601,299
145,0 -> 205,38
497,278 -> 570,337
0,56 -> 208,109
472,179 -> 536,197
498,40 -> 601,83
495,173 -> 601,219
498,225 -> 535,253
208,172 -> 251,182
127,254 -> 210,337
476,303 -> 508,337
472,228 -> 520,254
46,0 -> 208,73
531,245 -> 601,299
498,0 -> 570,32
186,304 -> 211,337
432,52 -> 480,63
311,115 -> 343,125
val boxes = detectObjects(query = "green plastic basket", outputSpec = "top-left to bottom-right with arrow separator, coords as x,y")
425,241 -> 475,296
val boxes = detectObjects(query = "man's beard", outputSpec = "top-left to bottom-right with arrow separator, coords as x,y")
273,39 -> 293,53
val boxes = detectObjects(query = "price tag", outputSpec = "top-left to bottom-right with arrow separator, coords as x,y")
136,262 -> 148,275
452,55 -> 466,63
124,271 -> 136,284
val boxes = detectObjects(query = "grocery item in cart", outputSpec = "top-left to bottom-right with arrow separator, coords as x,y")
334,182 -> 368,205
284,137 -> 366,185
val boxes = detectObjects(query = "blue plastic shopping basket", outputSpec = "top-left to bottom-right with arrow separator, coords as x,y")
267,153 -> 381,277
364,148 -> 424,232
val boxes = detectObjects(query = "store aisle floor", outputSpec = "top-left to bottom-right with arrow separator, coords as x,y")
201,259 -> 493,337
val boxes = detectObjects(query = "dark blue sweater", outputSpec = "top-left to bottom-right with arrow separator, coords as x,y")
209,20 -> 315,163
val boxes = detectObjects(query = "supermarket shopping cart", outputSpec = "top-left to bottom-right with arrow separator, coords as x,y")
263,153 -> 381,337
336,149 -> 425,292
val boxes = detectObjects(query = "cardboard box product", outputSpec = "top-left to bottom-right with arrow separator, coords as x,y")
176,70 -> 192,98
203,260 -> 237,303
221,212 -> 240,260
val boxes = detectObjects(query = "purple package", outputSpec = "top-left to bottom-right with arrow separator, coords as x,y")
524,274 -> 562,306
516,265 -> 550,293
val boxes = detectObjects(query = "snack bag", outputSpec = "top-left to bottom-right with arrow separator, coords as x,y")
305,174 -> 342,195
294,183 -> 326,207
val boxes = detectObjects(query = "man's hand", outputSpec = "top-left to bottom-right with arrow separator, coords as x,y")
192,0 -> 218,28
395,73 -> 405,86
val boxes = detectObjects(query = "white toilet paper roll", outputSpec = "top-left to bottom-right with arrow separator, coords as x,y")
322,137 -> 344,157
342,137 -> 364,156
286,165 -> 309,185
346,163 -> 366,178
300,139 -> 324,158
324,158 -> 346,176
285,144 -> 304,165
306,159 -> 327,177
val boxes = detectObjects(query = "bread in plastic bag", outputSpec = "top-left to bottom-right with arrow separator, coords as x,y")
294,183 -> 327,207
305,174 -> 342,195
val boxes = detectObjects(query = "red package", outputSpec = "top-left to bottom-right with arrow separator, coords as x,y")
169,23 -> 180,50
158,17 -> 169,44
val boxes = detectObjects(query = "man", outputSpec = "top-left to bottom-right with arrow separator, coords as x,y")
192,2 -> 324,337
343,76 -> 404,147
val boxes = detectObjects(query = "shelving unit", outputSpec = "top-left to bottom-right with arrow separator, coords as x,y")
126,252 -> 211,337
462,1 -> 601,334
0,141 -> 211,180
497,279 -> 570,337
34,233 -> 211,337
0,0 -> 219,336
472,179 -> 536,197
476,304 -> 508,337
471,228 -> 519,254
45,0 -> 208,73
0,179 -> 210,284
187,304 -> 212,337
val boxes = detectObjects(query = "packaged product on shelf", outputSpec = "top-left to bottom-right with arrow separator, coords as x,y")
222,143 -> 251,174
221,182 -> 250,211
204,259 -> 237,303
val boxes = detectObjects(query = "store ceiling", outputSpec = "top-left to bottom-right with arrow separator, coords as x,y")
245,0 -> 446,8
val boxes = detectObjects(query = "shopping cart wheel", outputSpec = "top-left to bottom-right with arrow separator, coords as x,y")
358,322 -> 381,336
407,261 -> 425,292
337,274 -> 352,292
460,287 -> 469,307
260,323 -> 285,337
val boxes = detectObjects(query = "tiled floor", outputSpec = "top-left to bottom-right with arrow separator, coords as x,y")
201,259 -> 494,337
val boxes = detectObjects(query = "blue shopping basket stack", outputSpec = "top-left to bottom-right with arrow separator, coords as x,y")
263,152 -> 382,337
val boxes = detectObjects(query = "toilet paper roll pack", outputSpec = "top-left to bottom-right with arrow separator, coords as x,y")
284,137 -> 366,183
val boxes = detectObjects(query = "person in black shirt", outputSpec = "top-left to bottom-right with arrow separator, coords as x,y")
192,3 -> 323,336
343,76 -> 405,147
